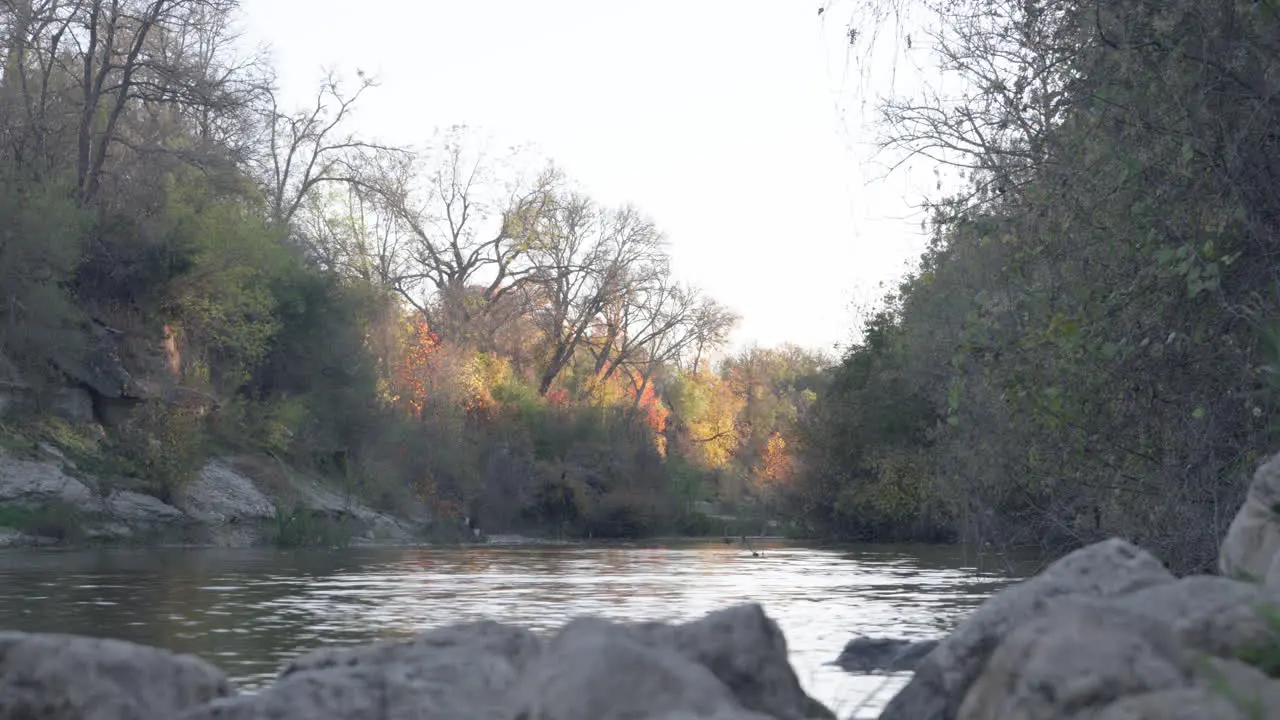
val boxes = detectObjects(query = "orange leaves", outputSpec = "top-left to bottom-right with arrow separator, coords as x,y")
391,318 -> 442,417
545,386 -> 571,407
414,474 -> 463,522
755,431 -> 794,486
629,380 -> 669,435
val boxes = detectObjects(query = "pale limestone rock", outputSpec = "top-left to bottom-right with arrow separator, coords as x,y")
174,461 -> 276,524
957,603 -> 1193,720
1220,452 -> 1280,582
0,632 -> 231,720
183,621 -> 541,720
1104,575 -> 1280,659
877,539 -> 1174,720
509,622 -> 750,720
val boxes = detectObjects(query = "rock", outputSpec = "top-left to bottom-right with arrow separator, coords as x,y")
180,665 -> 458,720
0,449 -> 99,509
50,385 -> 95,424
1266,550 -> 1280,596
286,471 -> 414,543
834,637 -> 940,673
183,621 -> 541,720
670,604 -> 833,720
877,538 -> 1175,720
1104,575 -> 1280,659
0,631 -> 232,720
0,382 -> 24,417
1220,451 -> 1280,582
1088,658 -> 1280,720
509,620 -> 767,720
957,603 -> 1195,720
1088,687 -> 1246,720
0,448 -> 193,540
281,620 -> 543,679
182,606 -> 829,720
607,604 -> 834,719
0,527 -> 44,547
175,461 -> 276,524
104,489 -> 186,525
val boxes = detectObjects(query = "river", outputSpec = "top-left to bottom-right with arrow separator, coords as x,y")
0,539 -> 1020,718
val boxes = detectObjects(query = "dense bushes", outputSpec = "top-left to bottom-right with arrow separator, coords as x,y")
787,0 -> 1280,572
0,1 -> 841,542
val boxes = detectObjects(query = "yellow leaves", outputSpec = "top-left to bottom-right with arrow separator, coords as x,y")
669,371 -> 744,470
753,432 -> 794,498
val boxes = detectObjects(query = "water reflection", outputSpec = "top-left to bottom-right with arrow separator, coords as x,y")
0,541 -> 1019,718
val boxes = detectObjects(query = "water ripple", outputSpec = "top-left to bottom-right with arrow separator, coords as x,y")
0,541 -> 1016,718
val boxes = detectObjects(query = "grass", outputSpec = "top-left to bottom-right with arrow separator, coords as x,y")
0,501 -> 83,542
269,504 -> 361,548
1190,601 -> 1280,720
1235,603 -> 1280,678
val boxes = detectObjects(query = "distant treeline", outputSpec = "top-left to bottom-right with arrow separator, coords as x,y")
0,0 -> 830,539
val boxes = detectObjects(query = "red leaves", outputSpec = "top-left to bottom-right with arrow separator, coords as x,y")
392,319 -> 442,417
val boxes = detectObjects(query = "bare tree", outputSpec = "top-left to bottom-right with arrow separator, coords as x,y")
0,0 -> 268,199
375,126 -> 561,340
586,264 -> 737,398
297,183 -> 408,287
256,70 -> 408,226
529,194 -> 664,396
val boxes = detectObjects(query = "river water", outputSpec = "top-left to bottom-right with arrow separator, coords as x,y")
0,539 -> 1019,718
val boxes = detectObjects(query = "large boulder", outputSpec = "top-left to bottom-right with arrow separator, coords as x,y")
182,621 -> 542,720
877,538 -> 1175,720
960,611 -> 1280,720
1220,451 -> 1280,581
179,604 -> 829,720
0,448 -> 190,540
508,621 -> 769,720
0,632 -> 232,720
104,489 -> 186,525
0,449 -> 99,510
1102,575 -> 1280,659
956,603 -> 1196,720
591,604 -> 834,720
174,461 -> 277,525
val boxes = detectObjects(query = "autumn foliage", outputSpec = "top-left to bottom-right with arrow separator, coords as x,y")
391,319 -> 442,417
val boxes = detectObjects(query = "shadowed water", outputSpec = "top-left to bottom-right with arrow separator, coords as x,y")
0,540 -> 1020,718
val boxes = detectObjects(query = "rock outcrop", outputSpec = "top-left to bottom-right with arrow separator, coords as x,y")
0,448 -> 418,546
0,448 -> 186,541
0,604 -> 833,720
875,451 -> 1280,720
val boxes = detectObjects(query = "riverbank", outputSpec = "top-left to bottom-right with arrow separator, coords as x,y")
0,439 -> 789,550
0,603 -> 838,720
862,450 -> 1280,720
0,440 -> 425,549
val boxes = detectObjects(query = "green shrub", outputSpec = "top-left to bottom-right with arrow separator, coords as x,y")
111,400 -> 207,502
1236,604 -> 1280,678
674,510 -> 717,537
0,502 -> 82,542
269,504 -> 360,547
582,490 -> 661,538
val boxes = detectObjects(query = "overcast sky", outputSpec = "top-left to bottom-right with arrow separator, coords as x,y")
237,0 -> 942,355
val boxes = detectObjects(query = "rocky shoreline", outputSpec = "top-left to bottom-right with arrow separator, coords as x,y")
0,448 -> 423,547
0,603 -> 836,720
855,450 -> 1280,720
5,453 -> 1280,718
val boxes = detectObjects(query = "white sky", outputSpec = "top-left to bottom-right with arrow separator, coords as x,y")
237,0 -> 943,355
